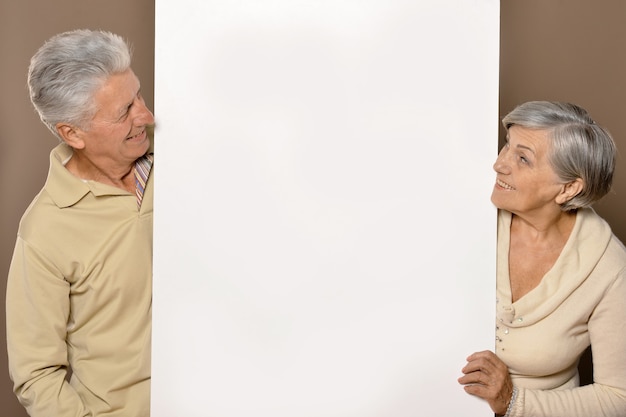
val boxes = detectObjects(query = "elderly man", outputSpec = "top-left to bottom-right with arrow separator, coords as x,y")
6,30 -> 154,417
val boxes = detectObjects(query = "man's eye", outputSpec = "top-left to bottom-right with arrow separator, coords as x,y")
116,109 -> 130,123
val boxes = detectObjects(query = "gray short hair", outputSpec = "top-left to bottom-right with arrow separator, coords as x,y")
502,101 -> 616,211
28,29 -> 132,138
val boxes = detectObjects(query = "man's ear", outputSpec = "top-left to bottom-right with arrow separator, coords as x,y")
56,123 -> 86,149
556,178 -> 584,205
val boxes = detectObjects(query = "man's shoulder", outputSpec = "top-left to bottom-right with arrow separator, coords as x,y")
17,188 -> 61,238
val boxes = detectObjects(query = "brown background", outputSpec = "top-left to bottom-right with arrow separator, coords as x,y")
0,1 -> 623,415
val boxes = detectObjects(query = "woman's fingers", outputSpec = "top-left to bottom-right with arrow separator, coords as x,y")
459,351 -> 513,415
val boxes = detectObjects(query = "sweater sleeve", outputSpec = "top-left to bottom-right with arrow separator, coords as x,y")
510,268 -> 626,417
6,237 -> 91,417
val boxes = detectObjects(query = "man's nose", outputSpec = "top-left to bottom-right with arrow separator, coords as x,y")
134,101 -> 155,126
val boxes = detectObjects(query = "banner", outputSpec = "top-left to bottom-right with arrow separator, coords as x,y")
153,1 -> 499,415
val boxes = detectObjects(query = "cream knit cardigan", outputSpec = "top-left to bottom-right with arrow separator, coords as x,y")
496,208 -> 626,416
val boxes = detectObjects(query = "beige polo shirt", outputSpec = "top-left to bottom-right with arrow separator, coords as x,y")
7,143 -> 153,417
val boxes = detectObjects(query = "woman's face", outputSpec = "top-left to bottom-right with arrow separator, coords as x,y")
491,125 -> 565,216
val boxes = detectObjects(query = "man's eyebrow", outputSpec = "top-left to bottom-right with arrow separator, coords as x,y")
117,88 -> 141,117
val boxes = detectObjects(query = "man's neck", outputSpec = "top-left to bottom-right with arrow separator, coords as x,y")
65,152 -> 136,193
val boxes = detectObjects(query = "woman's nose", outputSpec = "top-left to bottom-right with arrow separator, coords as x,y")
493,149 -> 509,173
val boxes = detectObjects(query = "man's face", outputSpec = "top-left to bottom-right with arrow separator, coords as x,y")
77,68 -> 154,167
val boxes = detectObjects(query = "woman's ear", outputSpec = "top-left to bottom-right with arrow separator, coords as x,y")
556,178 -> 584,205
56,123 -> 86,149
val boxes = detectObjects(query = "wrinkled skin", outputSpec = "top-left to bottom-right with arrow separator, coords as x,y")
458,350 -> 514,416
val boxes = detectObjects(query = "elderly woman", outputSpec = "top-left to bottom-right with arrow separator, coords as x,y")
458,101 -> 626,417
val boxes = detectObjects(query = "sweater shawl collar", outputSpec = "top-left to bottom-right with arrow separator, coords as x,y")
496,208 -> 612,327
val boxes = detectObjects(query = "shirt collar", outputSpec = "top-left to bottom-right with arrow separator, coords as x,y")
45,143 -> 132,208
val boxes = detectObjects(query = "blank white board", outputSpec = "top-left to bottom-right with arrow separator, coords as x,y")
153,1 -> 499,416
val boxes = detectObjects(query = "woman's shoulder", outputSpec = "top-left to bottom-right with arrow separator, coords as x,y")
605,233 -> 626,268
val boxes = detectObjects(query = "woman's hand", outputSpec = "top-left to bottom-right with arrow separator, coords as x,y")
458,350 -> 514,416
